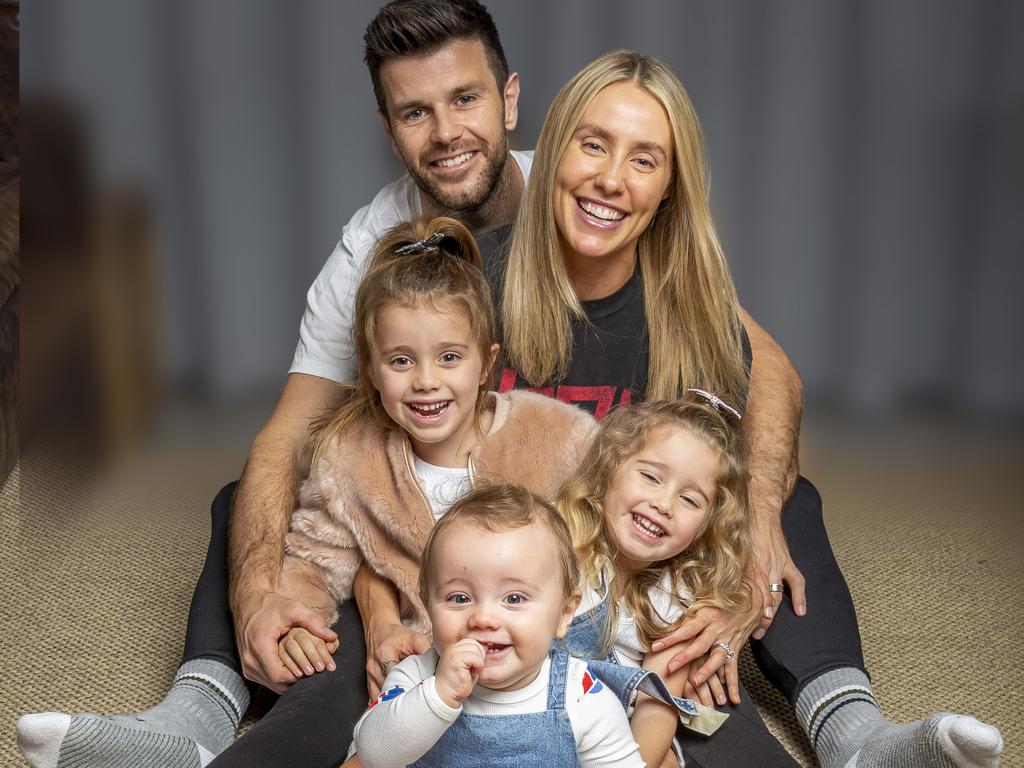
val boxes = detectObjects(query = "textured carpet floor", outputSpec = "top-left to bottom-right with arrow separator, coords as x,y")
2,422 -> 1021,767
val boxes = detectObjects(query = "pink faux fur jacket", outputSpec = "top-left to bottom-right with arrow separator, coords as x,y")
284,390 -> 595,633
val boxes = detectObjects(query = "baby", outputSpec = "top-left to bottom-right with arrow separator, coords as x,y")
338,484 -> 646,767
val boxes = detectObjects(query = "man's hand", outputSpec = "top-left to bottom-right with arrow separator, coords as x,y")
750,519 -> 806,640
364,619 -> 431,698
237,590 -> 339,693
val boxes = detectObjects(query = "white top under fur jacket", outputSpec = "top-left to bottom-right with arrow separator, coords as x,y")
284,391 -> 596,633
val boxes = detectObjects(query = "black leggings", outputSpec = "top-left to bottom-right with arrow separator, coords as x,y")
194,477 -> 864,767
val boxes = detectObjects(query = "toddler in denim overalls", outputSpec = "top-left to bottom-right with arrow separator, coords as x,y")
352,484 -> 649,768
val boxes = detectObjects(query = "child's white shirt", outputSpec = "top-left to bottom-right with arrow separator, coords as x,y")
576,572 -> 693,667
411,456 -> 471,521
353,649 -> 645,768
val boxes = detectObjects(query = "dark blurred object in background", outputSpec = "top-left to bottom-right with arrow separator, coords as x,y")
20,98 -> 159,462
0,0 -> 19,485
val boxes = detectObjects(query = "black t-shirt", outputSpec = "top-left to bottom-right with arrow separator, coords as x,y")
476,225 -> 750,420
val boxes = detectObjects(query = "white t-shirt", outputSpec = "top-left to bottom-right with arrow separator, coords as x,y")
353,649 -> 645,768
290,150 -> 534,384
412,456 -> 471,521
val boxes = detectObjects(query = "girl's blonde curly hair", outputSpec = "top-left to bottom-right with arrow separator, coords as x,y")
557,394 -> 753,653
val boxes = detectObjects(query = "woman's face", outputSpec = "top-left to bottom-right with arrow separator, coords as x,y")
553,81 -> 674,281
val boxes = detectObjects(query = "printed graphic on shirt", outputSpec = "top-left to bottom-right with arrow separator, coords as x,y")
580,667 -> 605,697
497,369 -> 635,420
366,685 -> 405,710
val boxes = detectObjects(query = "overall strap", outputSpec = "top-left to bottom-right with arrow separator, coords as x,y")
546,648 -> 570,710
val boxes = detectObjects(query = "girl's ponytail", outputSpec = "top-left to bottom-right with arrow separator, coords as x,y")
369,216 -> 483,273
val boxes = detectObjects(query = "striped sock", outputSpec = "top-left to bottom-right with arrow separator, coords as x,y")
17,659 -> 250,768
796,667 -> 1003,768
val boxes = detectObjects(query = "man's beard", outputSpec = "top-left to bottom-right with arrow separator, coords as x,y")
410,134 -> 509,213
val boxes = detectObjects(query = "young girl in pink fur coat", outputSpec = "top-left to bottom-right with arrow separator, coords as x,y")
273,215 -> 595,672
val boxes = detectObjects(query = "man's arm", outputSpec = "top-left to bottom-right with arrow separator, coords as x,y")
739,308 -> 807,626
228,371 -> 346,690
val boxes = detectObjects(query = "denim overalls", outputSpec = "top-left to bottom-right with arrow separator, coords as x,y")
563,579 -> 728,737
411,648 -> 580,768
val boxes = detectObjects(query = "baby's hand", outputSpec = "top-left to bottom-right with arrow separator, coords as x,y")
278,626 -> 337,678
434,639 -> 485,708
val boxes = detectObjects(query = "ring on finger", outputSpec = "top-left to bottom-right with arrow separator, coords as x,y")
380,658 -> 399,673
712,641 -> 735,660
768,583 -> 785,593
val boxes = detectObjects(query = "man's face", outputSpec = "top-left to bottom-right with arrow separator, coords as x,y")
379,38 -> 519,213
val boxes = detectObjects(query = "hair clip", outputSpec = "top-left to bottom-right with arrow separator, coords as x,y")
686,388 -> 742,421
395,231 -> 459,256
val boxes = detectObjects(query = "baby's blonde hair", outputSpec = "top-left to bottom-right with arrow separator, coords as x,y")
557,395 -> 752,652
419,483 -> 581,607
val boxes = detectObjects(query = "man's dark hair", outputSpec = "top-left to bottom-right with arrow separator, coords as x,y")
363,0 -> 509,116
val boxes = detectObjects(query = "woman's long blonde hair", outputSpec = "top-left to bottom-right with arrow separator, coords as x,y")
310,216 -> 497,461
503,50 -> 747,406
557,395 -> 752,652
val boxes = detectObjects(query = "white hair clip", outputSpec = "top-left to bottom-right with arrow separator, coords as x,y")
686,388 -> 742,421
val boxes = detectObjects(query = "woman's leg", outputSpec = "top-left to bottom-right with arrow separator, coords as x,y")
753,478 -> 1002,768
677,678 -> 799,768
209,599 -> 370,768
17,483 -> 250,768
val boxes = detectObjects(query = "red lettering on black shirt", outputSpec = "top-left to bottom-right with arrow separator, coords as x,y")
497,368 -> 634,420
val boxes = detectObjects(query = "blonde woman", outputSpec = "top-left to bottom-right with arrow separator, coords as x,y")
488,50 -> 1001,768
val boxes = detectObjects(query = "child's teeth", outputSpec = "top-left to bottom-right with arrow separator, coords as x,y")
633,514 -> 665,537
411,401 -> 448,414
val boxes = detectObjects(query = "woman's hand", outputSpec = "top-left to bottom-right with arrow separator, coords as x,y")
364,619 -> 431,698
649,601 -> 761,705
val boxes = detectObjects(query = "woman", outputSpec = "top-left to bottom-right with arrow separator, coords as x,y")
494,49 -> 796,765
483,49 -> 1000,768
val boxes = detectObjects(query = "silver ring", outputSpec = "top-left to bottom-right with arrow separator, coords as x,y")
768,583 -> 785,593
712,641 -> 735,660
381,658 -> 399,673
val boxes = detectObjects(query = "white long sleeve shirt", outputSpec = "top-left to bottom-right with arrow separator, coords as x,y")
353,650 -> 645,768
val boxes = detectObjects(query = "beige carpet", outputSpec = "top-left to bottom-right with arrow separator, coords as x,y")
2,418 -> 1021,767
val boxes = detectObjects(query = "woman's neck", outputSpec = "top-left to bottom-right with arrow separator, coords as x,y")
563,248 -> 637,301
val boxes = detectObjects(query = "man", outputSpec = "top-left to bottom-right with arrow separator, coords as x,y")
27,3 -> 986,768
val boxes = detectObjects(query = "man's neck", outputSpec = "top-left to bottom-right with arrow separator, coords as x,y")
420,152 -> 524,235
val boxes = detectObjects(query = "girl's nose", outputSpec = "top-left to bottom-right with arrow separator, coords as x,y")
413,364 -> 440,390
650,489 -> 673,516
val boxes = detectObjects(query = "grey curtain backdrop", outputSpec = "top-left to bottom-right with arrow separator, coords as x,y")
22,0 -> 1024,413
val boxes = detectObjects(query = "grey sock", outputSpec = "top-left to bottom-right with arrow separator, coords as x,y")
796,667 -> 1003,768
17,659 -> 250,768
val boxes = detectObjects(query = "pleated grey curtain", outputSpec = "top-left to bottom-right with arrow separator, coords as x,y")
22,0 -> 1024,412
